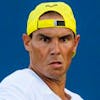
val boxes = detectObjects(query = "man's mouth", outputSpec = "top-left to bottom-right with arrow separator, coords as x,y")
50,61 -> 62,64
49,61 -> 62,68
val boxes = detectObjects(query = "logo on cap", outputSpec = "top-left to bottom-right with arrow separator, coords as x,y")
54,21 -> 65,26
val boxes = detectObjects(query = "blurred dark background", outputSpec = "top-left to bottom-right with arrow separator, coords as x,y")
0,0 -> 100,100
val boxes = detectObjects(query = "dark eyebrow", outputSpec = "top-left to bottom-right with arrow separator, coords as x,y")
59,34 -> 74,39
37,33 -> 51,39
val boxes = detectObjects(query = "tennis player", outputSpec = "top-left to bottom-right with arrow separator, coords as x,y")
0,2 -> 83,100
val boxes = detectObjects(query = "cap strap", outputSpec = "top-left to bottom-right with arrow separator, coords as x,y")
38,19 -> 65,28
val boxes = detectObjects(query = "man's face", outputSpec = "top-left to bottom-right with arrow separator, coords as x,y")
23,28 -> 80,80
23,12 -> 80,80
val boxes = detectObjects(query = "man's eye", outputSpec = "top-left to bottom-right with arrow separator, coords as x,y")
40,36 -> 50,43
60,35 -> 74,43
60,37 -> 68,42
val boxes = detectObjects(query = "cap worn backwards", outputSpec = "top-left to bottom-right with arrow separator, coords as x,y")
27,2 -> 76,36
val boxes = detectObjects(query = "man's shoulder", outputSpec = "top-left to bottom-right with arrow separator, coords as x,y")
65,89 -> 83,100
0,68 -> 36,89
1,68 -> 30,83
0,68 -> 34,100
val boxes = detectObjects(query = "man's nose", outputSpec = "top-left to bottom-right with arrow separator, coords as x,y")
50,40 -> 60,56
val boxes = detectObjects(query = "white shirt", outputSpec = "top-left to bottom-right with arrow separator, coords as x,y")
0,68 -> 83,100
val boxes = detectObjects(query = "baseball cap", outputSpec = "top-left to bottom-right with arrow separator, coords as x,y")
27,2 -> 76,36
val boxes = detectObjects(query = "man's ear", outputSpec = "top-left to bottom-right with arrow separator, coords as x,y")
73,34 -> 80,53
22,33 -> 32,51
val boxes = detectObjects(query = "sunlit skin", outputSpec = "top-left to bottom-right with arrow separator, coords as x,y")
23,12 -> 80,100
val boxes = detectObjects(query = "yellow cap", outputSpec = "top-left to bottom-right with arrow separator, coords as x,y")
27,2 -> 76,35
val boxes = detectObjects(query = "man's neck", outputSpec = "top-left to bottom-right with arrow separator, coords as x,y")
30,67 -> 71,100
41,75 -> 70,100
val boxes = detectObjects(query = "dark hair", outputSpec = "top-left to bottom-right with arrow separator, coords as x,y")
29,33 -> 33,38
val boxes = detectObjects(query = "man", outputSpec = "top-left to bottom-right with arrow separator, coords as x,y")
0,2 -> 83,100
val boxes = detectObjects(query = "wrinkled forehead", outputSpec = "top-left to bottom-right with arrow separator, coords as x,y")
33,28 -> 75,38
